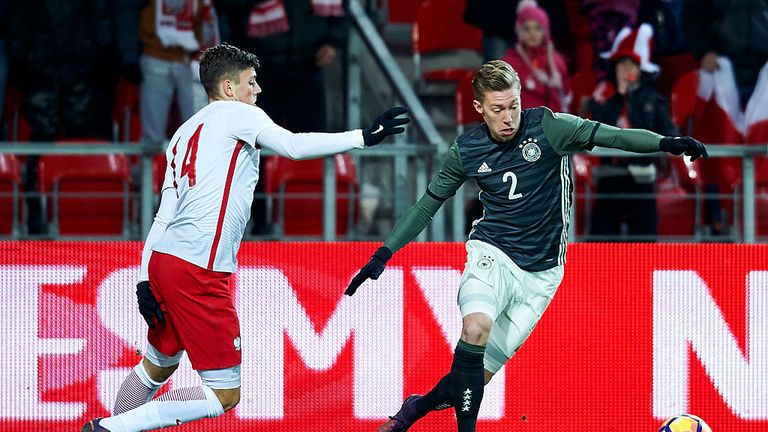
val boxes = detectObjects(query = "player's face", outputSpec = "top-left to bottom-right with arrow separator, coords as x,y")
233,68 -> 261,104
473,88 -> 522,142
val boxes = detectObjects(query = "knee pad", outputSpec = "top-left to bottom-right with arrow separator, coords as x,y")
144,342 -> 183,369
199,365 -> 241,389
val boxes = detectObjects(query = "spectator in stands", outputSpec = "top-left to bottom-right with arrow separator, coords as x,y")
139,0 -> 204,148
98,0 -> 145,142
580,0 -> 640,81
217,0 -> 349,235
218,0 -> 347,133
683,0 -> 768,107
7,0 -> 113,234
682,0 -> 768,236
502,0 -> 571,112
190,0 -> 220,112
637,0 -> 693,96
586,23 -> 678,241
464,0 -> 569,62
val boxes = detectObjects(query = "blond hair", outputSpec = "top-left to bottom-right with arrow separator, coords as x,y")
472,60 -> 522,102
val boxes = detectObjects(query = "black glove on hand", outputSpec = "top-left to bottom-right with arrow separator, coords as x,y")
362,107 -> 410,146
136,281 -> 165,329
659,136 -> 709,161
344,247 -> 393,296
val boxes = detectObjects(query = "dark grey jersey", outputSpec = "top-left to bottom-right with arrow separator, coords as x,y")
383,106 -> 664,271
458,108 -> 573,271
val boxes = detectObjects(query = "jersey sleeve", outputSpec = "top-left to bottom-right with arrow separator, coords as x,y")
382,143 -> 468,253
226,103 -> 365,158
138,188 -> 178,281
542,107 -> 664,155
255,125 -> 364,160
229,103 -> 277,146
160,142 -> 177,192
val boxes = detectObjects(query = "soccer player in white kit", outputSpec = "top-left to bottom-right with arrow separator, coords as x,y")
82,43 -> 409,432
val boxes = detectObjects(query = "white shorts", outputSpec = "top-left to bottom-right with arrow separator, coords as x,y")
458,240 -> 564,373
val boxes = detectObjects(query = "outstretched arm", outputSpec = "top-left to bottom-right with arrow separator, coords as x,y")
542,108 -> 708,160
255,107 -> 410,160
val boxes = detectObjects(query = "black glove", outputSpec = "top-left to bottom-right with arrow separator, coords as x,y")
136,281 -> 165,329
345,247 -> 393,296
659,136 -> 709,161
362,107 -> 410,146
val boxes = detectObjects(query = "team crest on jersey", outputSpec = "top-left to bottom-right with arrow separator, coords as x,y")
477,256 -> 493,270
520,137 -> 541,162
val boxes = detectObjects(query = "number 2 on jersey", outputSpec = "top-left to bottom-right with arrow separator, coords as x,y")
172,123 -> 203,188
502,171 -> 523,200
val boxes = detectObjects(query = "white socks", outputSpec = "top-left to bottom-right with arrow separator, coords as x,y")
113,363 -> 164,414
100,385 -> 224,432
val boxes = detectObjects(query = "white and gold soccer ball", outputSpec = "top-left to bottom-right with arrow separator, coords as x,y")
658,413 -> 712,432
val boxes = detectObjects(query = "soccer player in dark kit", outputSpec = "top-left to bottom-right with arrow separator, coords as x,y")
344,59 -> 707,432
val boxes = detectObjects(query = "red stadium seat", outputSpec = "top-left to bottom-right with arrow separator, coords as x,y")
263,154 -> 359,237
3,85 -> 31,142
670,71 -> 698,134
112,79 -> 142,143
654,52 -> 698,98
670,71 -> 743,234
455,70 -> 483,135
757,184 -> 768,238
0,154 -> 22,237
655,156 -> 702,237
412,0 -> 482,86
571,153 -> 597,236
569,70 -> 597,115
387,0 -> 424,23
38,151 -> 132,237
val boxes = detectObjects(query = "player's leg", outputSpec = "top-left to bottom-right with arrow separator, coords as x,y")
483,262 -> 564,379
139,55 -> 175,145
83,253 -> 241,432
86,367 -> 237,432
378,240 -> 506,432
113,252 -> 185,415
387,315 -> 491,432
112,347 -> 182,414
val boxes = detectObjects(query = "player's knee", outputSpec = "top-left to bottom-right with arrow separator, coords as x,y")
461,313 -> 492,345
142,358 -> 179,383
212,387 -> 240,412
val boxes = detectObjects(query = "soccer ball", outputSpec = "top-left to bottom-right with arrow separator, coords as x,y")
658,414 -> 712,432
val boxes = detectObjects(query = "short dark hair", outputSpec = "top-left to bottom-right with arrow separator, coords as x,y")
199,43 -> 261,97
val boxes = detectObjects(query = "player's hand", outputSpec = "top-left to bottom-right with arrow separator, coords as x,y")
345,247 -> 393,296
362,107 -> 410,146
659,136 -> 709,161
136,281 -> 165,329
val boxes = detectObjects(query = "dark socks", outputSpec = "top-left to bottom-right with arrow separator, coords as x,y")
414,340 -> 486,431
415,373 -> 452,415
451,340 -> 486,432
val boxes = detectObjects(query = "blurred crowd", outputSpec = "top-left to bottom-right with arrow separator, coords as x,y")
0,0 -> 766,240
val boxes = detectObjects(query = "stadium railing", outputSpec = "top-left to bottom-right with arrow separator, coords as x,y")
0,142 -> 765,243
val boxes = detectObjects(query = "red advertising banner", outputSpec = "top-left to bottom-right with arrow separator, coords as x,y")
1,241 -> 767,432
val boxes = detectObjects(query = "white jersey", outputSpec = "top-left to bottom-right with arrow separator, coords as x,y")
152,100 -> 364,273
